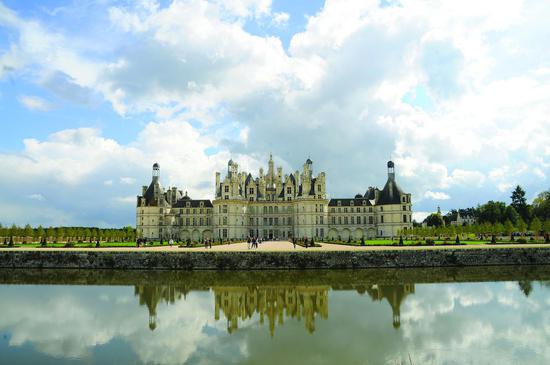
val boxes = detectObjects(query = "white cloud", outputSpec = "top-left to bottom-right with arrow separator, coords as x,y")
103,180 -> 113,186
27,193 -> 45,201
119,177 -> 136,185
271,12 -> 289,27
1,0 -> 550,225
424,191 -> 450,200
113,196 -> 137,204
18,95 -> 53,111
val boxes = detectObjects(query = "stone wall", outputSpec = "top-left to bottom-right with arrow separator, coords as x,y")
1,247 -> 550,270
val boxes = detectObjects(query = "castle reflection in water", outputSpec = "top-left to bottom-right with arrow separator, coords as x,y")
134,282 -> 415,334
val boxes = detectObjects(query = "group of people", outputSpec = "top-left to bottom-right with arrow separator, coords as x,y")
203,239 -> 213,248
247,236 -> 262,249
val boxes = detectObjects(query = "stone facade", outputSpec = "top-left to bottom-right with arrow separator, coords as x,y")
136,156 -> 412,241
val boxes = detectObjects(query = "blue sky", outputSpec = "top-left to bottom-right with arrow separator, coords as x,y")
0,0 -> 549,227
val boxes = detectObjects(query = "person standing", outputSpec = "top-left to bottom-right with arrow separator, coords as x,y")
247,236 -> 251,249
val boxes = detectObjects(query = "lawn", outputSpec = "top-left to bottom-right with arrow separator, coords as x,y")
322,238 -> 547,246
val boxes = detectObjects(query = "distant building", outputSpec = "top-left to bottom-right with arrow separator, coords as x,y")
136,156 -> 413,241
450,210 -> 476,226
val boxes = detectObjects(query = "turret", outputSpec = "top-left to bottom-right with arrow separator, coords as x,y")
387,160 -> 395,180
152,162 -> 160,182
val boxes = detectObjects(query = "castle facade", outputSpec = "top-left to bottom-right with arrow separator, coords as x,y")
136,156 -> 412,241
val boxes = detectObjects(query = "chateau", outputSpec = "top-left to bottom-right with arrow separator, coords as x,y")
136,156 -> 412,241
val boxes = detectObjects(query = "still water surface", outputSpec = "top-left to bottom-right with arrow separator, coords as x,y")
1,267 -> 550,364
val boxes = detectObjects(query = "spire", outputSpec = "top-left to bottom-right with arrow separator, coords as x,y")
387,160 -> 395,180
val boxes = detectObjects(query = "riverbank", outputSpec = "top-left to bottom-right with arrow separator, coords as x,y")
1,243 -> 550,269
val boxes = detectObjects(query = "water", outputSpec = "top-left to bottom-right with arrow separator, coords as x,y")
1,266 -> 550,365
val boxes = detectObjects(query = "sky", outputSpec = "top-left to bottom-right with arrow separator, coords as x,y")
0,0 -> 549,227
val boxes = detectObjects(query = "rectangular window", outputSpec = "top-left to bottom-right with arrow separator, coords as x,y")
344,208 -> 348,213
223,229 -> 227,238
338,217 -> 342,224
369,216 -> 373,224
332,217 -> 336,224
381,215 -> 384,223
249,188 -> 254,194
186,218 -> 190,226
269,217 -> 273,225
320,216 -> 324,224
344,217 -> 348,224
274,206 -> 278,213
403,206 -> 406,211
223,217 -> 227,225
222,205 -> 228,213
351,216 -> 355,224
320,228 -> 324,238
287,187 -> 291,194
224,186 -> 229,192
403,215 -> 407,223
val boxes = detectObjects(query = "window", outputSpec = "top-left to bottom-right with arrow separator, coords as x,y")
320,216 -> 324,224
193,218 -> 196,226
369,207 -> 373,212
380,207 -> 384,212
269,206 -> 273,214
274,218 -> 279,225
337,200 -> 341,206
186,218 -> 190,226
332,217 -> 336,224
403,206 -> 407,211
223,229 -> 227,238
362,200 -> 366,206
363,216 -> 366,224
344,217 -> 348,224
249,197 -> 254,201
351,216 -> 354,224
186,208 -> 190,214
263,217 -> 268,225
288,217 -> 292,225
223,217 -> 227,225
338,207 -> 341,213
193,208 -> 196,214
357,216 -> 361,224
274,206 -> 278,213
344,208 -> 348,213
249,188 -> 254,194
402,196 -> 406,203
338,217 -> 342,225
350,200 -> 354,206
200,217 -> 203,226
225,186 -> 229,192
380,215 -> 384,223
224,195 -> 228,200
317,184 -> 321,191
263,206 -> 268,214
320,228 -> 324,237
287,197 -> 292,201
287,187 -> 291,194
331,208 -> 335,213
269,217 -> 273,225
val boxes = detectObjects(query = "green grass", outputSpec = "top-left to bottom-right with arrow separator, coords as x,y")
323,238 -> 547,246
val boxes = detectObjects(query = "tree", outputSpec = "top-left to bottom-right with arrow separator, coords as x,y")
504,205 -> 520,225
425,213 -> 444,227
36,225 -> 45,242
504,220 -> 514,240
478,201 -> 506,224
530,217 -> 542,239
532,190 -> 550,221
511,185 -> 529,221
46,227 -> 54,243
494,223 -> 504,237
517,218 -> 527,236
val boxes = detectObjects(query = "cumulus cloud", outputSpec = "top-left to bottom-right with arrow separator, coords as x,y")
1,0 -> 550,225
18,95 -> 53,111
424,191 -> 450,200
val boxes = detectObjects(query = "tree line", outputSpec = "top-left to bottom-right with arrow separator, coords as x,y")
0,225 -> 136,244
423,186 -> 550,234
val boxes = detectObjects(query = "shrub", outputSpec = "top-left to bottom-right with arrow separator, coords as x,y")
347,236 -> 351,243
64,242 -> 75,248
361,237 -> 365,246
455,235 -> 460,244
399,236 -> 404,245
425,238 -> 435,245
517,238 -> 527,244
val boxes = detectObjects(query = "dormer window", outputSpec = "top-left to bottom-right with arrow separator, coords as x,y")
350,201 -> 354,206
362,200 -> 366,206
337,201 -> 341,206
186,202 -> 190,208
200,201 -> 204,207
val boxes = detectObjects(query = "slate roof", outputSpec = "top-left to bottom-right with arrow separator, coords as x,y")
377,177 -> 405,205
173,199 -> 213,208
328,198 -> 372,207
